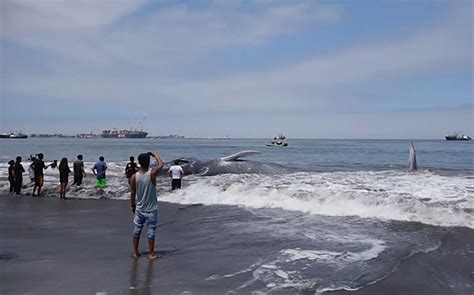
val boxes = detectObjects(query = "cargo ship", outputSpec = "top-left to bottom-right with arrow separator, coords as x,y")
445,131 -> 471,141
0,131 -> 28,139
101,129 -> 148,139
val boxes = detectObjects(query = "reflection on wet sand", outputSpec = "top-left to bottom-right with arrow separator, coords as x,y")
129,258 -> 155,295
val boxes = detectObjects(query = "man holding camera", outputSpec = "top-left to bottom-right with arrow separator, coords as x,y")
130,150 -> 164,260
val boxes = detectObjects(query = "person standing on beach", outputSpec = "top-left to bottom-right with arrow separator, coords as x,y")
32,153 -> 47,196
8,160 -> 15,193
130,150 -> 164,260
13,156 -> 25,196
58,158 -> 71,199
125,156 -> 138,187
167,160 -> 184,190
92,156 -> 107,188
73,154 -> 85,186
28,156 -> 36,183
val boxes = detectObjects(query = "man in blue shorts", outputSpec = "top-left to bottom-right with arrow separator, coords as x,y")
130,150 -> 164,260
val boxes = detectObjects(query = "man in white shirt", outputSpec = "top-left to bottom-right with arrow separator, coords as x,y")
167,160 -> 184,190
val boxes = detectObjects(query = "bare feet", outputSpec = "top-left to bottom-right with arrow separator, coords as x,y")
132,253 -> 140,258
148,252 -> 160,260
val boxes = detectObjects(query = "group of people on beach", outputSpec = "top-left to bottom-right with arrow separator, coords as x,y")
7,153 -> 90,198
7,150 -> 183,260
7,152 -> 185,199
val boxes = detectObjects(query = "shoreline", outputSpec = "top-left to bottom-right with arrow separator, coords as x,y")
1,195 -> 473,294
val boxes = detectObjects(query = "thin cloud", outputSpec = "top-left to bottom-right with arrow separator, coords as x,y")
5,6 -> 469,110
1,1 -> 472,137
2,1 -> 342,66
2,0 -> 148,63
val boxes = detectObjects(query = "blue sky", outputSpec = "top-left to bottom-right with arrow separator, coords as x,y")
1,0 -> 472,138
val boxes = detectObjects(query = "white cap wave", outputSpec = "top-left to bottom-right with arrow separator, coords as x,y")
161,170 -> 474,229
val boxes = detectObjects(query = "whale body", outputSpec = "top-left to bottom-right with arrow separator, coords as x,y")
157,150 -> 293,176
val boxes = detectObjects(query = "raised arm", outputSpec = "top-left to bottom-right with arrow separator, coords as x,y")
149,150 -> 164,178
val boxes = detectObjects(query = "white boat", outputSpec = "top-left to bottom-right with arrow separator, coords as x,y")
266,133 -> 288,147
445,131 -> 471,141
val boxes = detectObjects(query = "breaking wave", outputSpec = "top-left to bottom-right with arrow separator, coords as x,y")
0,162 -> 472,228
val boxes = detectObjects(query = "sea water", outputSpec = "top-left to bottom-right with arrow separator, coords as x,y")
0,138 -> 473,293
1,138 -> 472,171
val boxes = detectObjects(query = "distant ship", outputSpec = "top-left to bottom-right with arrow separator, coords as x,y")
445,131 -> 471,141
0,131 -> 28,139
102,129 -> 148,139
266,133 -> 288,147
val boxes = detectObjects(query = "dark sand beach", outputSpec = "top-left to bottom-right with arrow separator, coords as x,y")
1,195 -> 473,295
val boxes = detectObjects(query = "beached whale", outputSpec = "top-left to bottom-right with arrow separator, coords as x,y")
156,150 -> 293,176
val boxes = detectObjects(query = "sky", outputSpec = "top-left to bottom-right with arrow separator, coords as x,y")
0,0 -> 473,139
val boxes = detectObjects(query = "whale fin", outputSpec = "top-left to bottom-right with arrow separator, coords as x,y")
197,167 -> 209,176
408,141 -> 417,171
221,150 -> 261,161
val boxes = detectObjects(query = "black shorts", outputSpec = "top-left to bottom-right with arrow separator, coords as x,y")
171,179 -> 181,190
73,174 -> 83,185
60,175 -> 68,184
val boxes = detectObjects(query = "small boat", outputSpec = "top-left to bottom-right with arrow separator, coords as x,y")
0,131 -> 28,139
266,133 -> 288,147
445,131 -> 471,141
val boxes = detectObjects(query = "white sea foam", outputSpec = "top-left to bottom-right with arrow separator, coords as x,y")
211,236 -> 388,294
160,171 -> 473,228
1,162 -> 472,228
283,237 -> 386,264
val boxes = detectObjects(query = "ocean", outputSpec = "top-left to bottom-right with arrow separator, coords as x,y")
0,138 -> 473,294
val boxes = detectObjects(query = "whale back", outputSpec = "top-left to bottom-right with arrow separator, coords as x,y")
160,150 -> 290,176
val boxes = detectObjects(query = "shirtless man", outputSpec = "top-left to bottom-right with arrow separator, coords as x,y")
73,154 -> 85,186
32,153 -> 47,196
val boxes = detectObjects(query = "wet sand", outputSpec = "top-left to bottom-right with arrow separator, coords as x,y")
328,226 -> 474,295
1,195 -> 264,295
1,195 -> 473,295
